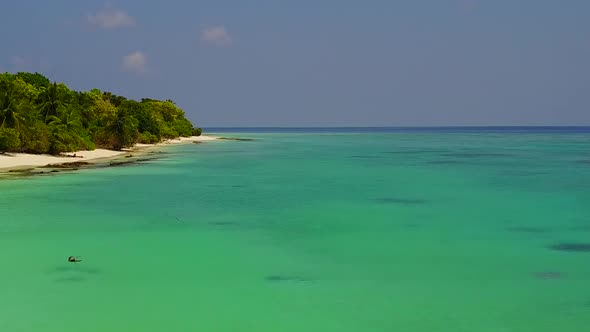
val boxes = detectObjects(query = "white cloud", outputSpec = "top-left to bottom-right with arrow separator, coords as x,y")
122,51 -> 147,74
200,26 -> 232,46
88,4 -> 135,29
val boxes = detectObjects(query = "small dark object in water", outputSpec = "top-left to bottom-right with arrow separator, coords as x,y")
193,141 -> 203,144
125,154 -> 133,158
375,198 -> 426,205
507,226 -> 550,233
68,256 -> 82,263
533,271 -> 565,280
549,243 -> 590,252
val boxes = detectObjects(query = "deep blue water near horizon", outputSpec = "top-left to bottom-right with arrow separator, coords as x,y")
1,128 -> 590,331
205,126 -> 590,134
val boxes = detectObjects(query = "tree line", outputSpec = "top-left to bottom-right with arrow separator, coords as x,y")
0,72 -> 201,154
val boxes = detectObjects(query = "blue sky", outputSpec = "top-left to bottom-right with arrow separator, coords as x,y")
1,0 -> 589,126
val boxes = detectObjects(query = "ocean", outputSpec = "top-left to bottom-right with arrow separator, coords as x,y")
1,128 -> 589,331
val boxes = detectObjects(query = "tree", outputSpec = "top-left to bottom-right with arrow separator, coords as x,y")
0,88 -> 19,128
172,117 -> 194,137
0,128 -> 21,153
0,99 -> 30,134
0,79 -> 33,136
38,82 -> 70,122
0,72 -> 198,154
123,100 -> 161,138
47,106 -> 87,153
103,92 -> 126,107
15,72 -> 50,89
21,122 -> 51,154
108,109 -> 138,150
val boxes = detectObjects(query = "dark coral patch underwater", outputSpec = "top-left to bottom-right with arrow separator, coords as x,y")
440,152 -> 512,158
548,243 -> 590,252
265,275 -> 309,283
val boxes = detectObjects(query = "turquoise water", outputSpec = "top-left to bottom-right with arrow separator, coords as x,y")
1,131 -> 590,331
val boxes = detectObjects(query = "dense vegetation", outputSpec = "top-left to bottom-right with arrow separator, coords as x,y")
0,72 -> 200,154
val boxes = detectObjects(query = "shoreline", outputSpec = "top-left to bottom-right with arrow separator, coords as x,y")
0,135 -> 219,175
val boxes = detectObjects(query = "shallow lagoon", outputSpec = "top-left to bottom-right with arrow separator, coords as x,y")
1,130 -> 589,331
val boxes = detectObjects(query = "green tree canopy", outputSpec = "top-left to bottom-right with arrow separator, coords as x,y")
0,72 -> 202,153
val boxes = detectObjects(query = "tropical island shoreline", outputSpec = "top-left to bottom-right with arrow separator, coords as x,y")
0,71 -> 219,177
0,135 -> 219,175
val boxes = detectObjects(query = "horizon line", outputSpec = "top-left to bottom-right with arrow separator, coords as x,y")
203,125 -> 590,128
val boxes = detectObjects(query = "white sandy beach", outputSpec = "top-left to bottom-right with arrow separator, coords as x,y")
0,135 -> 218,172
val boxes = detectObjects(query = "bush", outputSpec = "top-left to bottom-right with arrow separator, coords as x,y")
192,127 -> 203,137
50,132 -> 83,154
0,128 -> 21,152
172,118 -> 194,137
90,126 -> 115,149
160,125 -> 179,139
81,135 -> 96,151
22,123 -> 51,154
48,128 -> 94,154
138,132 -> 160,144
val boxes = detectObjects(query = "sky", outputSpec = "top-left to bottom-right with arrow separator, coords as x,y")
1,0 -> 589,127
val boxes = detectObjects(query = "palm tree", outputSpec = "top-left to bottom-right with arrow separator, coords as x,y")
47,107 -> 84,152
0,88 -> 15,128
38,82 -> 68,122
0,87 -> 29,132
108,110 -> 138,150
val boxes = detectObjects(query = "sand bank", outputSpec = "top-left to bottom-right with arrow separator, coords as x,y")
0,135 -> 218,173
